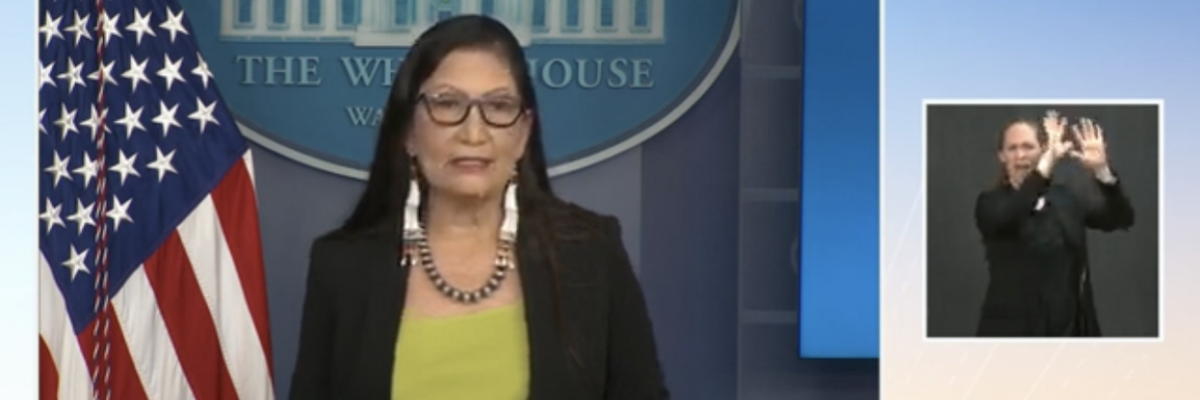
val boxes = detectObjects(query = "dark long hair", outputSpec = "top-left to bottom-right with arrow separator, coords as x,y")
336,15 -> 591,382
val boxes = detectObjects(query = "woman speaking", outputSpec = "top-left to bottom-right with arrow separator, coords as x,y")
288,15 -> 669,400
973,111 -> 1135,337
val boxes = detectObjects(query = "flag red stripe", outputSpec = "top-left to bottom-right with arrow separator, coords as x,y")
101,317 -> 151,400
143,233 -> 239,400
39,337 -> 58,400
76,317 -> 150,400
209,158 -> 275,376
75,317 -> 101,399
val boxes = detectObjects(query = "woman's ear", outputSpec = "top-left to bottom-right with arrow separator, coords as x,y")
513,113 -> 533,160
403,135 -> 416,157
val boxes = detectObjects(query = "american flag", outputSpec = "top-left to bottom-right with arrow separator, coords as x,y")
38,0 -> 275,399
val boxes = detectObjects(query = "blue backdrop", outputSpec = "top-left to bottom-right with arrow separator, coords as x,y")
797,0 -> 881,359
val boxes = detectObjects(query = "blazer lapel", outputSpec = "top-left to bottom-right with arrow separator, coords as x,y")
357,233 -> 409,400
517,232 -> 571,400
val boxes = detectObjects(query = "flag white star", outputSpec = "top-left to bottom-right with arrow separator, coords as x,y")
38,61 -> 56,89
64,11 -> 92,47
115,104 -> 146,139
99,10 -> 123,46
87,59 -> 118,89
189,98 -> 220,133
110,149 -> 141,186
159,8 -> 189,43
147,147 -> 178,182
61,245 -> 91,281
38,108 -> 47,135
39,11 -> 63,47
65,199 -> 96,236
79,105 -> 109,140
56,57 -> 87,94
72,152 -> 100,188
106,195 -> 134,232
192,53 -> 214,88
43,150 -> 72,188
157,54 -> 186,91
39,199 -> 65,234
53,104 -> 78,140
122,55 -> 151,93
125,8 -> 155,46
152,101 -> 182,137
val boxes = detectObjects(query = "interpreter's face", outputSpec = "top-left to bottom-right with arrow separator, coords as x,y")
407,49 -> 531,200
997,122 -> 1042,181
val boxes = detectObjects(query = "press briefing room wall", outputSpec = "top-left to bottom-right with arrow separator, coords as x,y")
203,0 -> 880,399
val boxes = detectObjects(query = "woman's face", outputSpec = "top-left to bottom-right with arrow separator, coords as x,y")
407,48 -> 531,200
998,122 -> 1043,180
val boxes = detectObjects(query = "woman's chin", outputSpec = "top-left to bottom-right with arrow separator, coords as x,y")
436,181 -> 500,200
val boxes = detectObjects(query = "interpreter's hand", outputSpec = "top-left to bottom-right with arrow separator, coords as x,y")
1070,118 -> 1109,172
1041,110 -> 1073,161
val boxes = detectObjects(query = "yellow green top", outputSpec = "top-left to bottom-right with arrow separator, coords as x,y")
392,302 -> 530,400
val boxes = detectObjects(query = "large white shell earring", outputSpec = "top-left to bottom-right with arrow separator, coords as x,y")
499,179 -> 518,243
398,159 -> 424,269
403,164 -> 424,242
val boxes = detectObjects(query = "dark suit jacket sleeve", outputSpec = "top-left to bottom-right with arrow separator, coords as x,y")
974,173 -> 1050,238
600,216 -> 671,400
1085,170 -> 1135,231
288,239 -> 336,400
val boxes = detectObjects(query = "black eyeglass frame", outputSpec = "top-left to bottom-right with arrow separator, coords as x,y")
416,92 -> 530,128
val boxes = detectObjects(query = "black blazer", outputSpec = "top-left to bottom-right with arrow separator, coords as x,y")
288,202 -> 670,400
974,170 -> 1134,336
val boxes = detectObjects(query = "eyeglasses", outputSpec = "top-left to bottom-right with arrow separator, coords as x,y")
418,92 -> 527,128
